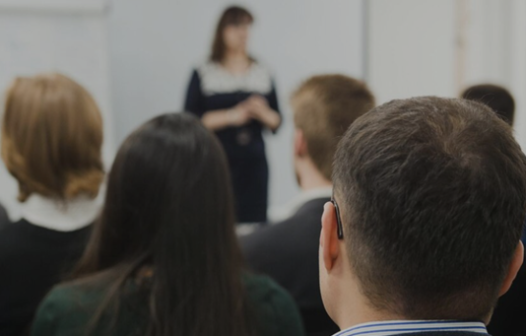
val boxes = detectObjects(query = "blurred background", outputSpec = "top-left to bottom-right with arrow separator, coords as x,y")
0,0 -> 524,220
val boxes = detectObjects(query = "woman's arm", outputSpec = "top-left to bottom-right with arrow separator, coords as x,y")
246,95 -> 281,132
184,70 -> 205,117
201,107 -> 251,131
185,70 -> 252,131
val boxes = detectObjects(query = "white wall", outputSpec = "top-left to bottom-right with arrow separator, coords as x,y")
368,0 -> 526,151
462,0 -> 526,149
0,0 -> 523,221
0,0 -> 113,220
509,0 -> 526,149
108,0 -> 365,214
367,0 -> 456,104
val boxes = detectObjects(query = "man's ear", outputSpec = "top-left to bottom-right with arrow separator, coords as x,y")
499,241 -> 524,297
321,202 -> 341,272
294,129 -> 308,158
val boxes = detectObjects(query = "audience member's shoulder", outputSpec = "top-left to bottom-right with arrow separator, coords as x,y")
32,281 -> 108,336
243,272 -> 305,335
242,198 -> 326,253
241,222 -> 296,264
244,272 -> 279,294
241,222 -> 281,248
33,284 -> 87,330
0,219 -> 19,235
0,203 -> 10,230
40,279 -> 105,313
0,220 -> 28,255
243,272 -> 298,312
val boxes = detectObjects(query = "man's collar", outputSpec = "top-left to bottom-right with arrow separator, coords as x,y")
333,320 -> 487,336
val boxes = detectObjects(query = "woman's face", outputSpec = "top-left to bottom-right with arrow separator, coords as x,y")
223,22 -> 251,53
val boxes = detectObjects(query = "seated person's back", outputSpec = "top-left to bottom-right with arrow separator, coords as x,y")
31,113 -> 305,336
0,203 -> 10,230
461,84 -> 526,336
0,73 -> 104,336
241,75 -> 375,336
320,97 -> 526,336
487,265 -> 526,336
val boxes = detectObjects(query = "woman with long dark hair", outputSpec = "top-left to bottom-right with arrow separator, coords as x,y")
31,113 -> 303,336
185,6 -> 281,223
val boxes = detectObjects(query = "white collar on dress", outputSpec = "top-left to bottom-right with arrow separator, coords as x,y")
20,191 -> 103,232
197,62 -> 273,95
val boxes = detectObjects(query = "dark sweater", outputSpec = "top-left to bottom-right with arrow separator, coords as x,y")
31,273 -> 305,336
0,203 -> 10,230
241,198 -> 339,336
487,261 -> 526,336
0,219 -> 91,336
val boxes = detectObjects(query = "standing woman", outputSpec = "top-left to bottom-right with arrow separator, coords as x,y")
185,6 -> 281,223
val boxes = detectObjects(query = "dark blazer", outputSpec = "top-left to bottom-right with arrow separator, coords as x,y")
0,203 -> 10,230
487,261 -> 526,336
0,219 -> 91,336
241,197 -> 338,336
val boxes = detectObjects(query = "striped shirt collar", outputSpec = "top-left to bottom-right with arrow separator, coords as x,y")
333,320 -> 488,336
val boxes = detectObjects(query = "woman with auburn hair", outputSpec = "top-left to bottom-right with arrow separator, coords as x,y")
0,73 -> 104,336
31,113 -> 303,336
185,6 -> 281,224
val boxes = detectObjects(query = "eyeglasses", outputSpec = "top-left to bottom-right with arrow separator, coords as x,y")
330,197 -> 344,240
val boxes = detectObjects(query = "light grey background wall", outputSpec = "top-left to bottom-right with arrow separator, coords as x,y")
367,0 -> 457,103
1,0 -> 524,221
107,0 -> 366,215
367,0 -> 526,150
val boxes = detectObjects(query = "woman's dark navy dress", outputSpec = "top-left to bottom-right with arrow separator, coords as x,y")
184,62 -> 280,223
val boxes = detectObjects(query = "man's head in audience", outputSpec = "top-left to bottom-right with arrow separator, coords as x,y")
320,97 -> 526,328
461,84 -> 515,126
290,74 -> 374,190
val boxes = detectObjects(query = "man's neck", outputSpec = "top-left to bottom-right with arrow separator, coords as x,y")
297,159 -> 332,192
336,311 -> 405,332
335,302 -> 399,331
302,180 -> 332,192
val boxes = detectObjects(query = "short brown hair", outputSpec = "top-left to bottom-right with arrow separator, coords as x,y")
2,73 -> 104,202
292,74 -> 375,180
333,97 -> 526,320
461,84 -> 515,125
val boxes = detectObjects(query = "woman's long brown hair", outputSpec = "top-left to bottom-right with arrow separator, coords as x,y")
210,6 -> 254,63
71,113 -> 255,336
2,73 -> 104,202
